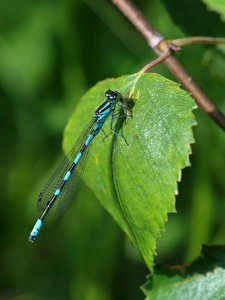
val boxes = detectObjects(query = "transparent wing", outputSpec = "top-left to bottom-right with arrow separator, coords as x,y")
37,118 -> 96,217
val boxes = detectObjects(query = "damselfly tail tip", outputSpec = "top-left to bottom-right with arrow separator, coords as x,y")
28,235 -> 35,243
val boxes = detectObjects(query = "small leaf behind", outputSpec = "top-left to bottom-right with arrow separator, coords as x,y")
202,0 -> 225,21
142,245 -> 225,299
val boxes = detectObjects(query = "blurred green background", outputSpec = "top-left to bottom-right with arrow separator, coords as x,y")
1,0 -> 225,299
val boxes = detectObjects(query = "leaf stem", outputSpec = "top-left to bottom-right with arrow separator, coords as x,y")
111,0 -> 225,131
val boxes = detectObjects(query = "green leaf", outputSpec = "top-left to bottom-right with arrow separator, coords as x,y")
161,0 -> 225,37
202,0 -> 225,21
141,245 -> 225,299
63,73 -> 196,271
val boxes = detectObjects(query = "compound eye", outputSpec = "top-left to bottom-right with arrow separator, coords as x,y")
105,90 -> 111,97
105,90 -> 119,100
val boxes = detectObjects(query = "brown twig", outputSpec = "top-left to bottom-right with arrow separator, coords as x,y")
111,0 -> 225,131
168,36 -> 225,47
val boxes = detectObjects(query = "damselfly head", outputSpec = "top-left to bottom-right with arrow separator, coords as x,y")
105,90 -> 120,100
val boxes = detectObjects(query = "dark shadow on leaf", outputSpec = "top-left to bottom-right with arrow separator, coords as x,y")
108,95 -> 136,227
